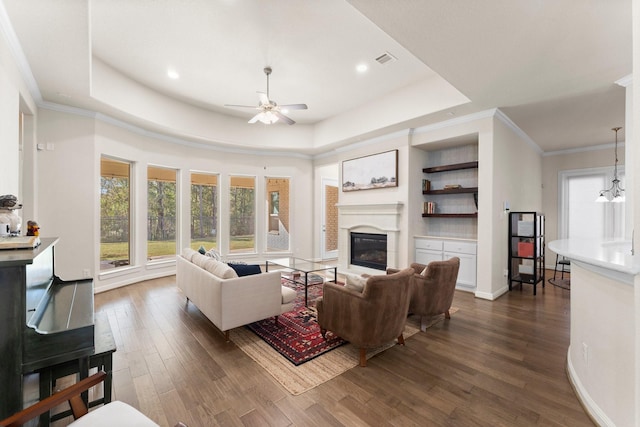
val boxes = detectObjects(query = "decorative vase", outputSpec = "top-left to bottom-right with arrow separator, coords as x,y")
0,209 -> 22,235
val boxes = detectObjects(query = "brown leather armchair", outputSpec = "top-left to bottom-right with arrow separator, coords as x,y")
389,257 -> 460,332
316,267 -> 414,367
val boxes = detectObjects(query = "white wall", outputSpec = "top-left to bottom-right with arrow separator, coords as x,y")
0,62 -> 19,196
36,109 -> 96,280
0,18 -> 36,227
488,115 -> 542,299
569,262 -> 635,427
336,131 -> 411,270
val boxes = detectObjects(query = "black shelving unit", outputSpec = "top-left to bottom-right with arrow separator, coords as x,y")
508,211 -> 545,295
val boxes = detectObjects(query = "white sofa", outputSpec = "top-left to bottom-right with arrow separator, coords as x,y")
177,248 -> 296,340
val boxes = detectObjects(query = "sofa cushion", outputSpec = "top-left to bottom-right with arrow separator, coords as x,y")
202,259 -> 220,276
216,261 -> 238,279
70,401 -> 159,427
281,286 -> 297,304
228,263 -> 261,277
344,273 -> 367,293
181,248 -> 198,262
191,252 -> 209,269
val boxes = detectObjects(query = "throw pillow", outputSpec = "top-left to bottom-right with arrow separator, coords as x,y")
344,273 -> 367,293
228,263 -> 262,277
204,248 -> 222,261
198,245 -> 206,255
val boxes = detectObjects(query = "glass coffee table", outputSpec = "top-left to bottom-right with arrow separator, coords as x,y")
265,257 -> 337,307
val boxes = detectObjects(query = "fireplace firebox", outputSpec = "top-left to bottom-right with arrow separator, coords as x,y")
350,232 -> 387,270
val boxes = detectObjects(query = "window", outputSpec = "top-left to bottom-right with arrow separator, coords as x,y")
147,166 -> 177,261
229,175 -> 255,253
266,177 -> 290,252
190,172 -> 218,251
559,167 -> 625,240
100,157 -> 131,270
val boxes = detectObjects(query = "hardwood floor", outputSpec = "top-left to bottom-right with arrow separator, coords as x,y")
50,272 -> 592,427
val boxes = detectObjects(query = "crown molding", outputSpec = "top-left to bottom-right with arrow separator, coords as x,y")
313,129 -> 412,160
37,101 -> 313,159
493,108 -> 543,155
411,108 -> 497,135
411,108 -> 544,155
543,142 -> 625,157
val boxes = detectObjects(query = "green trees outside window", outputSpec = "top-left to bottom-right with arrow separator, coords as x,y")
229,176 -> 255,253
100,157 -> 131,270
147,166 -> 177,260
191,172 -> 218,251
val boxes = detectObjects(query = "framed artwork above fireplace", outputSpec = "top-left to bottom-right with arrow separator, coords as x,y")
342,150 -> 398,192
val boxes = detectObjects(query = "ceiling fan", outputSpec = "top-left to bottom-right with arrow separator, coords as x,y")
224,67 -> 308,125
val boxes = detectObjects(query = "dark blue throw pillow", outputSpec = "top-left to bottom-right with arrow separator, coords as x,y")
228,263 -> 262,277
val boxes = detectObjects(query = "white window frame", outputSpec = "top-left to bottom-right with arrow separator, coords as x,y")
558,166 -> 625,241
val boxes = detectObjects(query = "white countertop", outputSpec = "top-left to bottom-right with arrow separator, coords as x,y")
548,238 -> 639,276
414,235 -> 477,242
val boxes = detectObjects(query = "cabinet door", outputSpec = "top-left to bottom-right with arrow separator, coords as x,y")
415,249 -> 443,265
445,251 -> 476,289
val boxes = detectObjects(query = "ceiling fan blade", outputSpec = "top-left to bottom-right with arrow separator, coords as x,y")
248,113 -> 262,124
257,92 -> 270,105
273,111 -> 295,125
279,103 -> 308,110
224,104 -> 259,109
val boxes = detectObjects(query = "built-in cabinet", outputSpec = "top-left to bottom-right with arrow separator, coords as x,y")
414,236 -> 477,292
508,212 -> 545,295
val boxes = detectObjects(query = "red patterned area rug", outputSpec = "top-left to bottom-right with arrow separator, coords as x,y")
244,279 -> 346,366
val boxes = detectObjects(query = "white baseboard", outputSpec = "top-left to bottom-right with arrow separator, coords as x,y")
566,347 -> 614,427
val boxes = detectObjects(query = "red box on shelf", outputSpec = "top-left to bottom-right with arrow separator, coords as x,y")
518,242 -> 534,257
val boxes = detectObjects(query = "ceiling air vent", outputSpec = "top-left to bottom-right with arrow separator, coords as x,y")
375,52 -> 397,65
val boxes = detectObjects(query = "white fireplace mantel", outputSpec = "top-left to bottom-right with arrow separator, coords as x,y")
337,202 -> 404,273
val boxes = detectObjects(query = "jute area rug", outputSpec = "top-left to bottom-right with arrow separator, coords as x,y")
230,308 -> 458,395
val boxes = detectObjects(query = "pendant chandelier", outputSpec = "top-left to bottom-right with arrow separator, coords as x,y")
595,127 -> 625,203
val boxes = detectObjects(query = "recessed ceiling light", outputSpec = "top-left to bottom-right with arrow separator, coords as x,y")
356,63 -> 368,73
167,69 -> 180,80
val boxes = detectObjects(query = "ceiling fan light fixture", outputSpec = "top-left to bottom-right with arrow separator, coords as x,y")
225,66 -> 307,125
255,111 -> 278,124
